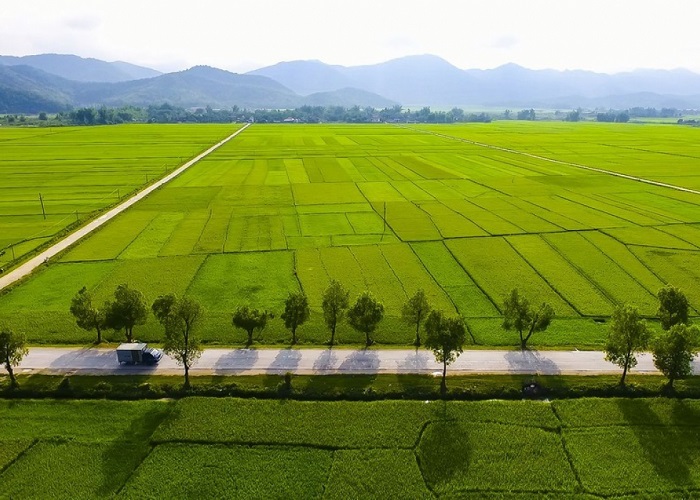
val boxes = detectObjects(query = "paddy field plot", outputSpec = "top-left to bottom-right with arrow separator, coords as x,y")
0,124 -> 236,267
2,122 -> 700,347
1,397 -> 698,498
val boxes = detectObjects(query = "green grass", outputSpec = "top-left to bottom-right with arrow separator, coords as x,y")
120,444 -> 332,499
3,122 -> 700,349
1,396 -> 700,497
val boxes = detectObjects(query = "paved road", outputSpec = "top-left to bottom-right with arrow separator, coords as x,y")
4,347 -> 699,377
0,123 -> 250,292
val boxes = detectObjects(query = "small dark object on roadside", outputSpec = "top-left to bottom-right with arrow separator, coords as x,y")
522,381 -> 544,397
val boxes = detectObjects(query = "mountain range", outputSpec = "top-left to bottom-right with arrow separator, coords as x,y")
1,53 -> 700,113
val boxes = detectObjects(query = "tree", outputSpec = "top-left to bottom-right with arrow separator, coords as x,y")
402,289 -> 432,347
232,306 -> 272,346
605,304 -> 651,385
153,295 -> 203,389
347,292 -> 385,347
70,286 -> 106,343
501,289 -> 555,350
424,311 -> 467,395
322,280 -> 349,346
104,284 -> 148,342
0,329 -> 28,389
652,323 -> 699,389
281,291 -> 310,344
657,285 -> 690,330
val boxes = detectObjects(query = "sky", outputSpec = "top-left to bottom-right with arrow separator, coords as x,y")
1,0 -> 699,74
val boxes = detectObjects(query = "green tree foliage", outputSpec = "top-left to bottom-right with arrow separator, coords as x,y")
104,284 -> 148,342
347,292 -> 385,347
69,286 -> 106,344
652,323 -> 700,389
322,280 -> 350,346
402,289 -> 432,347
501,289 -> 555,350
281,291 -> 310,344
424,311 -> 467,395
605,304 -> 651,385
152,294 -> 203,389
0,328 -> 28,389
657,285 -> 690,330
232,306 -> 272,346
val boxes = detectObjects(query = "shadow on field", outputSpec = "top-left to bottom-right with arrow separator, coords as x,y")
618,399 -> 700,488
213,349 -> 259,375
416,413 -> 471,492
504,350 -> 561,375
99,403 -> 172,496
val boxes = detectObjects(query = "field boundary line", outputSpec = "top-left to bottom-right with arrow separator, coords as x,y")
400,125 -> 700,196
0,123 -> 251,292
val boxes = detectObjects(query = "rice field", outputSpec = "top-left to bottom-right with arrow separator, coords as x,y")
1,397 -> 698,498
1,122 -> 700,347
0,124 -> 236,267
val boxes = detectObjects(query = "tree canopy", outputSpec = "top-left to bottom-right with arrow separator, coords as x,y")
322,280 -> 350,346
605,304 -> 651,385
657,285 -> 690,331
0,328 -> 28,389
402,289 -> 431,347
424,310 -> 467,395
281,291 -> 310,344
501,289 -> 554,349
104,284 -> 148,342
69,286 -> 106,344
652,323 -> 700,389
347,292 -> 385,347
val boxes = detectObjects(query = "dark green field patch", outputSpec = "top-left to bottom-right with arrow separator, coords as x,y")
120,444 -> 332,500
324,449 -> 432,499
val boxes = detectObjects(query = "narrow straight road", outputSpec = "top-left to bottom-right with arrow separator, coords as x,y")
5,347 -> 699,377
0,123 -> 250,292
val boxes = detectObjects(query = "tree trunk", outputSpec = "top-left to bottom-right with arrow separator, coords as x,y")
365,331 -> 372,347
519,330 -> 526,350
292,326 -> 297,345
620,362 -> 628,386
5,360 -> 17,389
96,325 -> 102,344
184,363 -> 190,390
247,329 -> 253,346
415,322 -> 421,347
440,359 -> 447,397
126,327 -> 133,343
330,324 -> 336,347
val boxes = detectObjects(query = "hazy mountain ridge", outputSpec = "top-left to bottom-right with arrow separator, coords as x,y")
0,53 -> 161,82
251,54 -> 700,108
2,52 -> 700,112
0,63 -> 395,112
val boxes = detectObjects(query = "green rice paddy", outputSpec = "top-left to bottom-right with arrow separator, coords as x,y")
0,124 -> 236,266
2,122 -> 700,347
1,397 -> 698,498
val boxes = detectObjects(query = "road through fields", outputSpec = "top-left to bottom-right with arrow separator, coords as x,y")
406,125 -> 700,196
0,123 -> 250,292
5,347 -> 698,377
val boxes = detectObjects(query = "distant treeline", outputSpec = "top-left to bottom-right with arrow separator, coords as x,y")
2,104 -> 696,126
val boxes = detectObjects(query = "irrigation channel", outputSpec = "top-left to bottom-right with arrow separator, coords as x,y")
0,123 -> 251,292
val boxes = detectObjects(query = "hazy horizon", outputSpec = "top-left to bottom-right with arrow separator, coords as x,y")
1,0 -> 698,74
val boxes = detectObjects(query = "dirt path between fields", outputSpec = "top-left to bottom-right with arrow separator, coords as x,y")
4,346 -> 699,376
403,125 -> 700,196
0,123 -> 251,292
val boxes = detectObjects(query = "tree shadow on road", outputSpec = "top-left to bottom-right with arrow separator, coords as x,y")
504,350 -> 561,375
212,349 -> 259,375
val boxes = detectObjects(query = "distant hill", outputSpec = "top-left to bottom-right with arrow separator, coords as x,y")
0,53 -> 161,83
251,55 -> 700,108
0,63 -> 396,112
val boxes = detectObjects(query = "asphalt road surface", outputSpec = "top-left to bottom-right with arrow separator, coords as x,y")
4,347 -> 699,377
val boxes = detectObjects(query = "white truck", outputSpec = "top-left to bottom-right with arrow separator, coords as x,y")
116,343 -> 163,365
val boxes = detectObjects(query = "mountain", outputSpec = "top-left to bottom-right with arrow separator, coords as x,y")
304,87 -> 395,108
0,53 -> 161,82
249,60 -> 356,95
0,63 -> 396,112
251,55 -> 700,108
